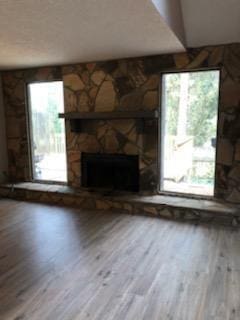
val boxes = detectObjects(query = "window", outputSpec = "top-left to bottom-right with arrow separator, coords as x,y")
160,70 -> 220,196
28,81 -> 67,182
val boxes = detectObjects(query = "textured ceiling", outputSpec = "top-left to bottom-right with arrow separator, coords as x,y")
0,0 -> 185,70
181,0 -> 240,47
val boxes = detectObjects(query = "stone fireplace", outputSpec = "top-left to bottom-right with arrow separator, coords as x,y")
63,62 -> 159,192
65,116 -> 158,192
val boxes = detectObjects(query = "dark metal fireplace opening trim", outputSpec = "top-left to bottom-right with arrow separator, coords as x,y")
81,152 -> 139,193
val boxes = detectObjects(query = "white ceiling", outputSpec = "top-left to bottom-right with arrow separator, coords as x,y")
0,0 -> 239,70
181,0 -> 240,47
0,0 -> 185,70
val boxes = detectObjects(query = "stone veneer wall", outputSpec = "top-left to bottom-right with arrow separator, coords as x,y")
62,62 -> 158,190
2,44 -> 240,202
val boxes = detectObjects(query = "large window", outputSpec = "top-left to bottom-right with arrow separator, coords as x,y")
28,81 -> 67,182
161,70 -> 220,196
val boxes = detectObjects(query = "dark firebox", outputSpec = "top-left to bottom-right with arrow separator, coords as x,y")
81,153 -> 139,192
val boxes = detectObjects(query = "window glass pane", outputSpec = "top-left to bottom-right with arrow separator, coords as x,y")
28,81 -> 67,182
161,70 -> 220,196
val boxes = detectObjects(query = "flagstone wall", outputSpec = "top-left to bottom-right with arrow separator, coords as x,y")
2,44 -> 240,202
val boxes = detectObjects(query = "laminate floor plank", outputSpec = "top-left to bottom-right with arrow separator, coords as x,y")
0,199 -> 240,320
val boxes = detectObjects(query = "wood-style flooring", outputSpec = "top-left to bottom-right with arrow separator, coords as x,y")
0,199 -> 240,320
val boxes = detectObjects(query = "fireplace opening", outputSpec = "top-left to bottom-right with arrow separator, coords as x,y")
81,153 -> 139,192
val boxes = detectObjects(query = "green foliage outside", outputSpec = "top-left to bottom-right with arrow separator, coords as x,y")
46,92 -> 63,134
163,71 -> 219,186
32,86 -> 64,154
164,71 -> 219,147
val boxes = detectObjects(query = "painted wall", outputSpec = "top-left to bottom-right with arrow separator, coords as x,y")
1,44 -> 240,202
151,0 -> 186,44
0,74 -> 8,182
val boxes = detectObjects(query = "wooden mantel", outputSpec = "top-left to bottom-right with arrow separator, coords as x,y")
59,110 -> 159,133
59,110 -> 159,120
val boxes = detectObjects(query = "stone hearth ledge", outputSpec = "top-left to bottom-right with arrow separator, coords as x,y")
0,182 -> 240,227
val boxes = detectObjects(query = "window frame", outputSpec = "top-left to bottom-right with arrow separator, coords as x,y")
158,68 -> 221,200
26,80 -> 68,185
